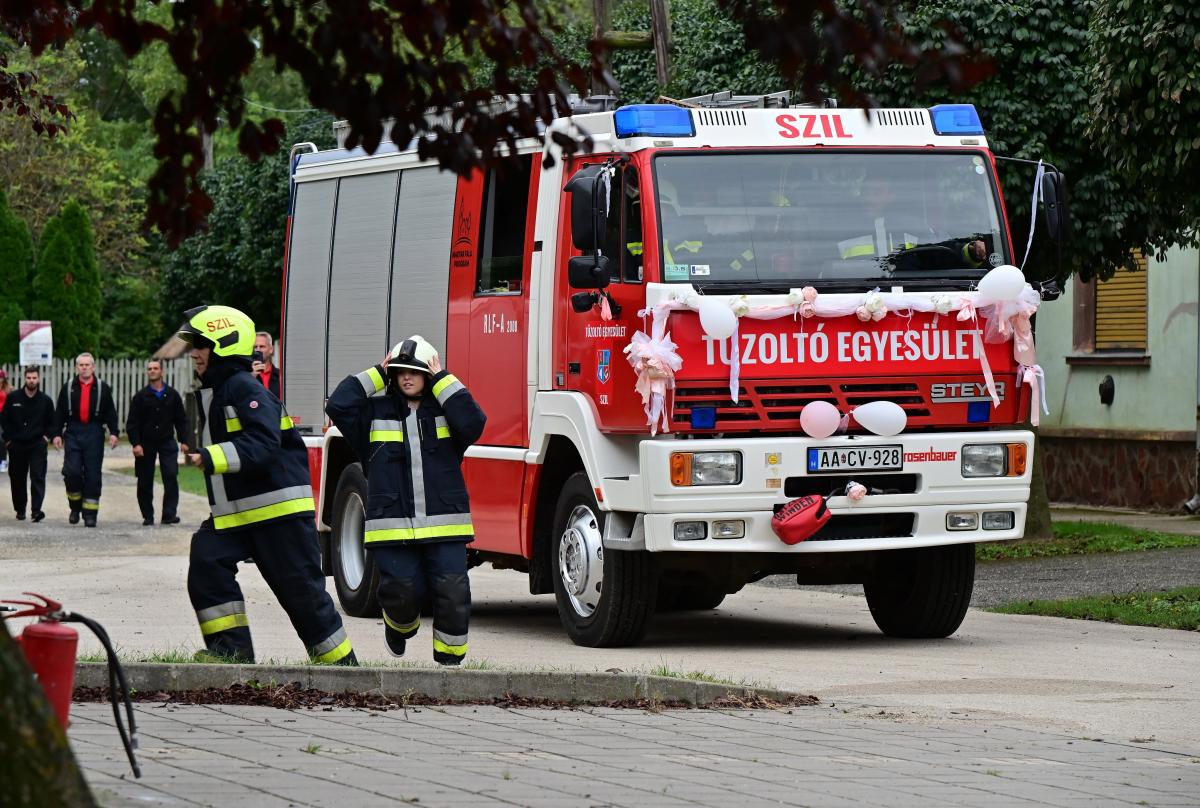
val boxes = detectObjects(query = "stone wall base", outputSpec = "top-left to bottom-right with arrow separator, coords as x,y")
1041,436 -> 1198,512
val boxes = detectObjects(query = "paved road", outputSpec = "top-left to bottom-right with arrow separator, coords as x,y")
4,458 -> 1199,755
757,547 -> 1200,608
72,702 -> 1200,808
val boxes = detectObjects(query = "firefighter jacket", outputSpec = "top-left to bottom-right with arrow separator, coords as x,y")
196,358 -> 314,532
126,384 -> 188,448
326,365 -> 486,548
1,388 -> 55,447
52,376 -> 119,439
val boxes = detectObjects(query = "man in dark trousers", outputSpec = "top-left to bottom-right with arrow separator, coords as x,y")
1,367 -> 55,522
127,358 -> 189,526
51,352 -> 119,527
177,305 -> 356,666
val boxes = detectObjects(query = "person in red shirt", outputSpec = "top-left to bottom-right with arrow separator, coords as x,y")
51,353 -> 119,526
252,332 -> 280,399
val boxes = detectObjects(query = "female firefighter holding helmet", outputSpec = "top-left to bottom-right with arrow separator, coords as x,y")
177,305 -> 356,666
326,336 -> 485,665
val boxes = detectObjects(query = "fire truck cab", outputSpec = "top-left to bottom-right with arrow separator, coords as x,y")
282,94 -> 1065,647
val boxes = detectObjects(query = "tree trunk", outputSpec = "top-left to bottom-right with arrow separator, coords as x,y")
1024,429 -> 1054,540
0,620 -> 96,807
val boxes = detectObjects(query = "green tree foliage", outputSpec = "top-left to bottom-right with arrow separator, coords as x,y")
1088,0 -> 1200,254
31,216 -> 85,357
0,189 -> 34,362
160,114 -> 337,335
58,200 -> 103,353
844,0 -> 1166,281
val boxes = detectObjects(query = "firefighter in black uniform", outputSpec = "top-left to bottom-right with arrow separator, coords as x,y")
51,353 -> 119,527
326,336 -> 485,665
2,367 -> 55,522
177,305 -> 356,666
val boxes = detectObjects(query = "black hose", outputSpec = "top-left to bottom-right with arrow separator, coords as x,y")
63,613 -> 141,779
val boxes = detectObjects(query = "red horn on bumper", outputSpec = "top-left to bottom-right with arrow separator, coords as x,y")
771,496 -> 832,545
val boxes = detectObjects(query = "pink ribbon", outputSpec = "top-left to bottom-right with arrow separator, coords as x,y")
958,301 -> 999,407
728,322 -> 741,403
1018,364 -> 1049,426
599,294 -> 613,321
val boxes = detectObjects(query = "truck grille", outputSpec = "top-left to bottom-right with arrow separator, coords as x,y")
767,512 -> 916,542
673,377 -> 935,430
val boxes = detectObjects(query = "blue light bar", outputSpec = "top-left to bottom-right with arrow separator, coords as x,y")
614,105 -> 695,139
967,401 -> 992,423
928,104 -> 985,136
690,407 -> 717,430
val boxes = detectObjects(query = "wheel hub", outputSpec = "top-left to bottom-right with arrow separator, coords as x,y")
558,504 -> 604,617
338,492 -> 366,590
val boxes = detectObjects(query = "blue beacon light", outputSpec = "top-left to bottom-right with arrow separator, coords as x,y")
689,407 -> 717,430
613,105 -> 696,139
928,104 -> 985,136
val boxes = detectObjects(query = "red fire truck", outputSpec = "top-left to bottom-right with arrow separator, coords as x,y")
280,94 -> 1066,647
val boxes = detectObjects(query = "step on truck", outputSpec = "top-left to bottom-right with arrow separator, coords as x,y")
280,94 -> 1067,647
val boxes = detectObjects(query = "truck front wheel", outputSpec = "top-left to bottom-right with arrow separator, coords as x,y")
330,463 -> 381,617
552,472 -> 658,647
863,544 -> 974,638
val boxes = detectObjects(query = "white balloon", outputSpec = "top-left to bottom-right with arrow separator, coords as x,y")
698,297 -> 738,341
976,264 -> 1026,303
800,401 -> 842,439
853,400 -> 907,437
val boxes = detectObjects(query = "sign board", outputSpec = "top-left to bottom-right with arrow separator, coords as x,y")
19,320 -> 52,365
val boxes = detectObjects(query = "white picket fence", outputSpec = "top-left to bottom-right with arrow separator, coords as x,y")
0,358 -> 195,435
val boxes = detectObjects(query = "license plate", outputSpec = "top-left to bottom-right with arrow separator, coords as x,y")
807,445 -> 903,474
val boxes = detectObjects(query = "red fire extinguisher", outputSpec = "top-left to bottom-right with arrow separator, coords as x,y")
3,592 -> 141,778
4,594 -> 79,727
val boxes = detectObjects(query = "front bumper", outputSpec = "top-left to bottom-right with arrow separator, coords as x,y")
601,430 -> 1033,553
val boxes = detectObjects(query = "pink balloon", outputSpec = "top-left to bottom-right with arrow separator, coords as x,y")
800,401 -> 842,439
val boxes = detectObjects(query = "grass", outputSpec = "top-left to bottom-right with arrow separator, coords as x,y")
977,521 -> 1200,562
113,463 -> 208,497
646,663 -> 752,687
989,586 -> 1200,631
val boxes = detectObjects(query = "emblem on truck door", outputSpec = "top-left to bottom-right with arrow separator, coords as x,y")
597,349 -> 611,384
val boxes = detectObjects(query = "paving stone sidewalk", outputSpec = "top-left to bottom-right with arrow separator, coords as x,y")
72,703 -> 1200,808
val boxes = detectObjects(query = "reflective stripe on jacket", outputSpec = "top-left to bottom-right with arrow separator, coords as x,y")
325,365 -> 486,549
196,361 -> 314,531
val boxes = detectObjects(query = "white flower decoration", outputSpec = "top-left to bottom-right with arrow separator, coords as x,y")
730,295 -> 751,317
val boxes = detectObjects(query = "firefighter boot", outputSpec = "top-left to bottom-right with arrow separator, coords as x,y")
68,492 -> 82,524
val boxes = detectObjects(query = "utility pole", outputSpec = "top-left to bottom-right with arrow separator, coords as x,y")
593,0 -> 672,94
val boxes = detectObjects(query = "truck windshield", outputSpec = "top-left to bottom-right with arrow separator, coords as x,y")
654,151 -> 1007,287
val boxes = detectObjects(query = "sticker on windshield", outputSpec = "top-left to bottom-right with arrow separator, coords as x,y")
975,164 -> 985,174
690,264 -> 711,276
665,263 -> 690,281
988,253 -> 1003,267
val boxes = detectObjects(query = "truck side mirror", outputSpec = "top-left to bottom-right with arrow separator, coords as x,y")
1041,170 -> 1069,245
568,254 -> 611,289
565,165 -> 610,252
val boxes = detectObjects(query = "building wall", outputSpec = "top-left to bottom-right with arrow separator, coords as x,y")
1035,247 -> 1199,510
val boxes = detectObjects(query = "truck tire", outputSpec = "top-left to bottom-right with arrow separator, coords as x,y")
330,463 -> 381,618
552,472 -> 658,647
864,544 -> 974,638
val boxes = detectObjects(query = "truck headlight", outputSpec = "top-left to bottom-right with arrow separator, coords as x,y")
670,451 -> 742,486
960,444 -> 1027,475
961,444 -> 1006,477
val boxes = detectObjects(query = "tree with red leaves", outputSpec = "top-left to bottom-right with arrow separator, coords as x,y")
1,1 -> 986,245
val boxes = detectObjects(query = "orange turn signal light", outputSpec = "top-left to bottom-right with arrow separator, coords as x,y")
1007,443 -> 1027,476
670,452 -> 693,486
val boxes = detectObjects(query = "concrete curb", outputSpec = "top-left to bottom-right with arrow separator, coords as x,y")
75,662 -> 801,707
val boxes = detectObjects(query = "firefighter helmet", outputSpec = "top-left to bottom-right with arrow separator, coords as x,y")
386,335 -> 438,376
176,305 -> 256,358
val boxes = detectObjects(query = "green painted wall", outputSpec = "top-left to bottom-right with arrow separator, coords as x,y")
1035,247 -> 1199,434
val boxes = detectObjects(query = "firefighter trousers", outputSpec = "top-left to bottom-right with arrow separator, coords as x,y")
8,441 -> 47,516
374,540 -> 471,664
63,423 -> 105,518
187,518 -> 356,665
135,439 -> 179,521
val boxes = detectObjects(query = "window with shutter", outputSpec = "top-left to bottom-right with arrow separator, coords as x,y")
1094,250 -> 1148,351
